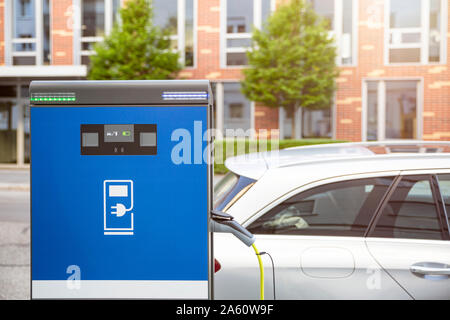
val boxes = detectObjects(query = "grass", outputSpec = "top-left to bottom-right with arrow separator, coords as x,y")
214,138 -> 347,174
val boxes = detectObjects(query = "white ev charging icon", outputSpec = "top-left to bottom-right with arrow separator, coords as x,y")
103,180 -> 134,235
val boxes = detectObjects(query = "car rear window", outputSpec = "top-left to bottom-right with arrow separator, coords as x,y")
214,172 -> 255,211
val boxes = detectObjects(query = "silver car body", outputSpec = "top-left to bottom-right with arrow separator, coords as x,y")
213,141 -> 450,299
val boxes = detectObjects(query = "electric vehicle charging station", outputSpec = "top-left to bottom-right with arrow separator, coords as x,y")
30,80 -> 215,299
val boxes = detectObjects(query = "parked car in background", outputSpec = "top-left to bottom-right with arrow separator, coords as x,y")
213,141 -> 450,300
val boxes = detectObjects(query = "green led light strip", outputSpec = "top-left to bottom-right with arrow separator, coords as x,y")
30,97 -> 76,102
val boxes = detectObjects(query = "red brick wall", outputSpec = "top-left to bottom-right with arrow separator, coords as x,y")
51,0 -> 74,65
179,0 -> 242,80
254,104 -> 279,138
0,0 -> 4,65
336,0 -> 450,141
183,0 -> 450,141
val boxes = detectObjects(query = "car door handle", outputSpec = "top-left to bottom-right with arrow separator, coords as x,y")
410,262 -> 450,276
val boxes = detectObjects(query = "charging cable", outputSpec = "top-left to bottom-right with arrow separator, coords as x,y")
256,251 -> 276,300
251,243 -> 264,300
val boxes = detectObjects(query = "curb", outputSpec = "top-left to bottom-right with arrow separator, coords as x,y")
0,184 -> 30,192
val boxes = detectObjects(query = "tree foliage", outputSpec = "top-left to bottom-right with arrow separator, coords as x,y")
88,0 -> 181,80
241,0 -> 338,135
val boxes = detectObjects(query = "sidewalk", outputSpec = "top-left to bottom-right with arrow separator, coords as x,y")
0,169 -> 30,192
0,168 -> 30,299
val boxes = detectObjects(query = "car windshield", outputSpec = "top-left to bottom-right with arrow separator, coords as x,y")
214,172 -> 255,211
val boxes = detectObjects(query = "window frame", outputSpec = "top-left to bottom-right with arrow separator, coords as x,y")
242,171 -> 401,235
312,0 -> 359,67
74,0 -> 197,67
4,0 -> 51,66
154,0 -> 198,68
384,0 -> 448,66
366,172 -> 450,241
220,0 -> 276,68
361,78 -> 423,142
74,0 -> 120,65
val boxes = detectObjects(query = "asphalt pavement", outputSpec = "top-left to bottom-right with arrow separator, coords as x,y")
0,169 -> 30,300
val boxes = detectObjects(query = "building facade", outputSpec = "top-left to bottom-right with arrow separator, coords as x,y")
0,0 -> 449,165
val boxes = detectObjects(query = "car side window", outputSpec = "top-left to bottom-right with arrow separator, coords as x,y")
437,174 -> 450,224
247,177 -> 395,237
371,175 -> 444,241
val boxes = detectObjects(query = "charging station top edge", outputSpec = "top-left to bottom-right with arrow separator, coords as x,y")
29,80 -> 213,106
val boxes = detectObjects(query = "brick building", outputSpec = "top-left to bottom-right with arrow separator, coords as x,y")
0,0 -> 449,165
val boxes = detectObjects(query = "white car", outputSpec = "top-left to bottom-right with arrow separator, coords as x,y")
213,141 -> 450,300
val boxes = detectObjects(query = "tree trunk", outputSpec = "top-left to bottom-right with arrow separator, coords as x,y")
291,111 -> 296,140
290,104 -> 299,139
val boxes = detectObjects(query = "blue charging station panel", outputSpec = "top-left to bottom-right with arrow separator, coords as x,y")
30,81 -> 212,299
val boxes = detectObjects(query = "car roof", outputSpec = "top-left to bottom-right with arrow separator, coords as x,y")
224,140 -> 450,180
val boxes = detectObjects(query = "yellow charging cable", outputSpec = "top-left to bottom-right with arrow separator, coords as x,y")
252,243 -> 264,300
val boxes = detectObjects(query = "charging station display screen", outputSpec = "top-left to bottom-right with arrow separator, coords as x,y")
104,124 -> 134,143
81,123 -> 157,155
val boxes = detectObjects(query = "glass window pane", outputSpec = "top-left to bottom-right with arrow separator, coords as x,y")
226,52 -> 248,66
399,32 -> 421,44
81,55 -> 91,65
385,81 -> 417,139
367,81 -> 378,141
13,0 -> 36,52
185,0 -> 194,67
82,0 -> 105,37
153,0 -> 178,35
13,57 -> 36,65
226,38 -> 252,48
22,91 -> 30,163
43,0 -> 50,64
113,0 -> 121,24
261,0 -> 272,25
223,83 -> 251,134
437,174 -> 450,224
227,0 -> 253,34
311,0 -> 334,30
0,101 -> 17,163
389,48 -> 421,63
429,0 -> 441,62
372,176 -> 443,240
248,177 -> 395,237
302,108 -> 331,138
390,0 -> 421,28
213,172 -> 239,209
341,0 -> 353,64
0,86 -> 17,98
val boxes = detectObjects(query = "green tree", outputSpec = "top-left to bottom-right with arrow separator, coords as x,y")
88,0 -> 181,80
241,0 -> 338,138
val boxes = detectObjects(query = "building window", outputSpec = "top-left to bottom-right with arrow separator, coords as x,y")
152,0 -> 196,67
302,108 -> 332,138
311,0 -> 358,66
7,0 -> 50,65
81,0 -> 104,65
222,0 -> 274,67
42,0 -> 50,64
364,80 -> 420,141
223,83 -> 252,135
386,0 -> 446,64
13,0 -> 36,65
79,0 -> 122,65
0,84 -> 30,165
